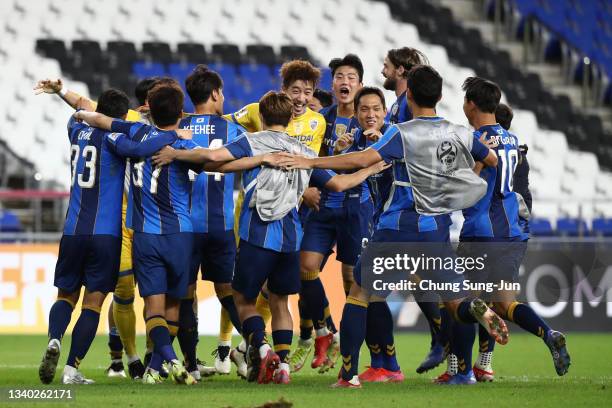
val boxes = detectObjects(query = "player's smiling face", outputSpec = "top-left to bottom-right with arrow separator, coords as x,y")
357,94 -> 385,131
381,57 -> 398,91
332,66 -> 362,105
283,80 -> 314,117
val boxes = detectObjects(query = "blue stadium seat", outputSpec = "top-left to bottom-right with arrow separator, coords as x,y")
556,217 -> 589,237
319,67 -> 332,92
592,218 -> 612,237
168,62 -> 196,85
0,210 -> 21,232
133,61 -> 166,79
529,218 -> 554,237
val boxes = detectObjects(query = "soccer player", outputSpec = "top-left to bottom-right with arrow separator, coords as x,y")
226,60 -> 326,356
37,88 -> 180,384
381,46 -> 448,374
308,88 -> 334,112
457,86 -> 569,381
294,54 -> 371,372
178,65 -> 247,379
277,65 -> 508,388
73,83 -> 199,385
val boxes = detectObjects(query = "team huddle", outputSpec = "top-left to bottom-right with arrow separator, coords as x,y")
33,46 -> 571,388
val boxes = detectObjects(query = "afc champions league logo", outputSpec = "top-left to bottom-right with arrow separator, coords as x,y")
436,140 -> 458,173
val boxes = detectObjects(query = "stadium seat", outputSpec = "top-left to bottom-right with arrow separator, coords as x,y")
245,44 -> 276,65
529,218 -> 554,237
176,42 -> 207,63
132,61 -> 166,79
556,217 -> 589,237
592,218 -> 612,237
211,43 -> 242,65
280,45 -> 311,62
142,41 -> 173,64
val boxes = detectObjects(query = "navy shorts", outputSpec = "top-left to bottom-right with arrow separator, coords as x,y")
459,237 -> 527,284
190,230 -> 236,284
132,232 -> 193,299
354,227 -> 464,300
54,234 -> 121,294
300,199 -> 373,266
232,239 -> 300,300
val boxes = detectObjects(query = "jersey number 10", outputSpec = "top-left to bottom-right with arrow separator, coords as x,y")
499,148 -> 519,194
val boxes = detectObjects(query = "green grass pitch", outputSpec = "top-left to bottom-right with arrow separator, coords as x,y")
0,333 -> 610,407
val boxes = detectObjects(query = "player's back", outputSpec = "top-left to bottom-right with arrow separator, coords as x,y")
64,120 -> 125,236
180,114 -> 243,232
124,122 -> 195,234
461,124 -> 522,239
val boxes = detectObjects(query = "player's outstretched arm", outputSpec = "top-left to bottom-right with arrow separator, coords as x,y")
203,152 -> 284,173
73,111 -> 114,130
34,78 -> 95,111
152,146 -> 236,166
325,161 -> 391,192
277,148 -> 382,171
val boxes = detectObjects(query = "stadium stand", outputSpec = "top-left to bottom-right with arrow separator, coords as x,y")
0,0 -> 610,236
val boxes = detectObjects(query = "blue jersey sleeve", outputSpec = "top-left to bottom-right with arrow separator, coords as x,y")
310,168 -> 336,189
228,123 -> 246,143
225,135 -> 252,159
111,119 -> 143,136
470,134 -> 490,162
173,139 -> 199,150
370,126 -> 403,161
105,132 -> 177,158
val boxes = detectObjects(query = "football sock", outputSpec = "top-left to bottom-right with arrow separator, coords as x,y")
66,306 -> 101,368
219,293 -> 241,334
301,274 -> 327,332
507,302 -> 551,341
255,292 -> 272,327
379,302 -> 400,372
439,304 -> 452,355
478,323 -> 495,354
365,302 -> 384,369
339,297 -> 368,381
146,315 -> 177,363
178,298 -> 198,371
242,316 -> 266,350
112,272 -> 138,358
417,301 -> 441,347
219,308 -> 234,342
455,300 -> 479,324
272,330 -> 293,363
108,326 -> 123,360
48,297 -> 74,341
324,304 -> 338,334
451,320 -> 476,375
298,298 -> 314,341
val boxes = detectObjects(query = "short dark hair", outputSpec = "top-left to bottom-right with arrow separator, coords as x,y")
495,103 -> 514,130
313,88 -> 333,108
407,65 -> 442,108
259,91 -> 293,127
134,78 -> 158,106
387,47 -> 428,78
147,84 -> 184,127
462,77 -> 501,114
185,64 -> 223,106
329,54 -> 364,82
354,86 -> 386,111
280,60 -> 321,89
96,89 -> 130,119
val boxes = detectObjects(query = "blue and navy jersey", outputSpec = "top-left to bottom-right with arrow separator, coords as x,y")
320,104 -> 369,208
111,120 -> 198,235
385,91 -> 412,124
461,124 -> 523,240
353,124 -> 393,224
64,119 -> 126,236
226,136 -> 302,253
180,114 -> 244,233
309,168 -> 336,189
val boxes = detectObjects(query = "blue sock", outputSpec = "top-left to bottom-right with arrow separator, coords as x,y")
149,324 -> 178,362
301,278 -> 327,331
508,302 -> 551,341
108,326 -> 123,359
66,308 -> 101,368
178,299 -> 198,371
478,323 -> 495,353
48,299 -> 74,341
417,301 -> 441,347
439,305 -> 452,355
272,330 -> 293,363
456,300 -> 478,324
149,352 -> 163,371
365,302 -> 384,369
339,298 -> 368,381
378,302 -> 400,372
242,316 -> 266,349
220,295 -> 242,334
298,298 -> 313,341
451,321 -> 475,375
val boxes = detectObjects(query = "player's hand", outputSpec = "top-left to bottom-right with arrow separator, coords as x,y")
276,152 -> 312,169
369,160 -> 392,175
73,110 -> 90,123
33,78 -> 63,95
334,133 -> 354,153
302,187 -> 321,211
261,152 -> 285,168
152,146 -> 177,166
479,131 -> 498,149
176,129 -> 193,140
364,128 -> 383,142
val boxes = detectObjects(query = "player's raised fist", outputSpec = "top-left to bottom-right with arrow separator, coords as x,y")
34,78 -> 63,95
